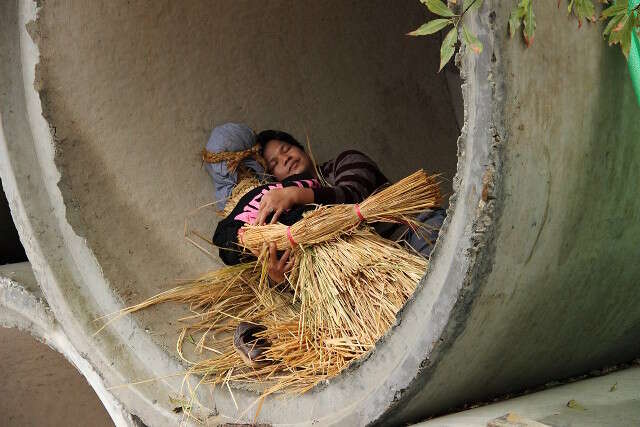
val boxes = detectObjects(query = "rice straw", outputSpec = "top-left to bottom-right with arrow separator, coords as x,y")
239,170 -> 441,252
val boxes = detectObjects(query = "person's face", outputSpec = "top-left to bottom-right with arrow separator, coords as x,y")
263,139 -> 313,181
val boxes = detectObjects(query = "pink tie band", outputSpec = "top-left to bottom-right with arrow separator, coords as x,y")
286,226 -> 297,247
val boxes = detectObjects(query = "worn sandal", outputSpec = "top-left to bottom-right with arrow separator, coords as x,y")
233,322 -> 270,368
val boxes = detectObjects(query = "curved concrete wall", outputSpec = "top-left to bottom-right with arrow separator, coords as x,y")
0,263 -> 133,426
382,3 -> 640,425
34,0 -> 461,352
1,0 -> 639,426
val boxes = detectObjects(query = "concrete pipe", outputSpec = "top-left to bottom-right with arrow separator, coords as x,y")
1,0 -> 639,425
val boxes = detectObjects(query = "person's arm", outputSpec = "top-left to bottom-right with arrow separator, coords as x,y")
254,187 -> 314,225
255,151 -> 385,224
253,186 -> 312,281
312,150 -> 385,205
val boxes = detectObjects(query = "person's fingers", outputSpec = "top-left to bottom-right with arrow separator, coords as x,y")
268,242 -> 278,265
277,248 -> 291,270
257,204 -> 271,226
270,208 -> 284,224
255,192 -> 271,225
256,206 -> 265,225
284,257 -> 294,272
252,205 -> 263,225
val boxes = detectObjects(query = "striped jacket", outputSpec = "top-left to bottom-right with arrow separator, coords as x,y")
314,150 -> 389,205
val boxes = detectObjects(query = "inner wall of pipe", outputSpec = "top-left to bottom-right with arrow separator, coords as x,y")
35,0 -> 462,356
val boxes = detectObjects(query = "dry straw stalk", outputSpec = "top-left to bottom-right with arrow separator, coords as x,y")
239,169 -> 441,252
109,169 -> 439,403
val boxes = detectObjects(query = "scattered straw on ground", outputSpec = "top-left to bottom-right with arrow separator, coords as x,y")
104,169 -> 439,417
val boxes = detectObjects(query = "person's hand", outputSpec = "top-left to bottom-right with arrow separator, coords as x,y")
254,187 -> 300,225
267,242 -> 294,284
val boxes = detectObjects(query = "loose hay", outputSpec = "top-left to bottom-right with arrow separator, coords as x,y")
116,230 -> 427,397
239,170 -> 441,252
109,169 -> 439,410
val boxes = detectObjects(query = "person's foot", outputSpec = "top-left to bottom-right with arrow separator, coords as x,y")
233,322 -> 270,368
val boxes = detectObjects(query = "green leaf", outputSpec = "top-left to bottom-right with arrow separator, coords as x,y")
608,14 -> 628,42
462,24 -> 483,53
569,0 -> 596,27
509,10 -> 522,38
421,0 -> 456,17
576,0 -> 595,21
463,0 -> 484,12
603,13 -> 624,37
601,3 -> 626,19
523,0 -> 536,47
407,18 -> 452,36
509,0 -> 528,38
439,27 -> 458,71
609,14 -> 633,57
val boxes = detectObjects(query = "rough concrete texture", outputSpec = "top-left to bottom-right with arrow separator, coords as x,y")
2,0 -> 640,426
0,327 -> 113,427
0,263 -> 133,426
33,0 -> 461,356
418,366 -> 640,427
382,2 -> 640,425
2,1 -> 184,424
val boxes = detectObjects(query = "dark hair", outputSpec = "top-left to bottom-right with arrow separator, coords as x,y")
255,130 -> 304,153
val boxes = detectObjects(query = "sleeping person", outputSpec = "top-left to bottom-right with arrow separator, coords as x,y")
202,123 -> 444,367
204,125 -> 445,283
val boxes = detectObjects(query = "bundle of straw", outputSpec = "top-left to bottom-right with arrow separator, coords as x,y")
239,170 -> 441,252
113,230 -> 427,397
288,228 -> 426,342
202,143 -> 267,173
108,169 -> 440,410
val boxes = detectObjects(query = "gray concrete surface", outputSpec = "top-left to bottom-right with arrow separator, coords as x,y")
418,365 -> 640,427
32,0 -> 461,356
1,0 -> 639,426
382,3 -> 640,424
0,327 -> 114,427
0,263 -> 134,426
